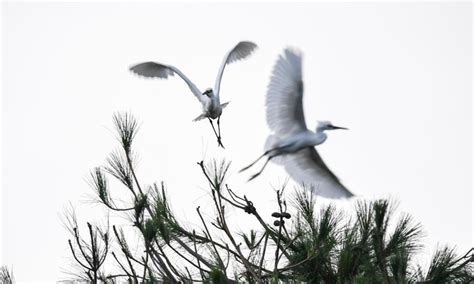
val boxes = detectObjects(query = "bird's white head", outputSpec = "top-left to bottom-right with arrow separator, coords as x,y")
316,121 -> 348,132
203,88 -> 214,97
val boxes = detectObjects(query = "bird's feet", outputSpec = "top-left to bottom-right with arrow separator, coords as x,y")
248,172 -> 261,182
239,164 -> 252,173
217,137 -> 225,149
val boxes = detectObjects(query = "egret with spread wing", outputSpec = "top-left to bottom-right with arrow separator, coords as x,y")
240,48 -> 353,199
130,41 -> 257,148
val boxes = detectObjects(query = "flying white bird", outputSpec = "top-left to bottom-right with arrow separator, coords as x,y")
129,41 -> 258,148
240,48 -> 353,199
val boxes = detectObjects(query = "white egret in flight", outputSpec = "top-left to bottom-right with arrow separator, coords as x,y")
129,41 -> 258,148
240,48 -> 353,199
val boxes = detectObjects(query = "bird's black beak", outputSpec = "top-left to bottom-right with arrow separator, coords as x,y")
331,125 -> 348,130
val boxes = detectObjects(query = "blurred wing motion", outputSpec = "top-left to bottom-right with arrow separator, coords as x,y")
282,147 -> 353,199
265,48 -> 353,199
266,48 -> 307,136
130,62 -> 206,103
214,41 -> 258,97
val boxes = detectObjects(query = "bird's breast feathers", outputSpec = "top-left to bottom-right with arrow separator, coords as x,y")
274,131 -> 326,153
205,102 -> 222,119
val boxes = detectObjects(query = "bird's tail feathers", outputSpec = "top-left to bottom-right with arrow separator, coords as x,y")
193,113 -> 207,122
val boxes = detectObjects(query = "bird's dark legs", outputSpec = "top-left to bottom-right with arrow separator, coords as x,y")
248,154 -> 279,181
208,118 -> 219,140
239,148 -> 275,173
241,144 -> 294,181
208,118 -> 224,148
217,116 -> 224,148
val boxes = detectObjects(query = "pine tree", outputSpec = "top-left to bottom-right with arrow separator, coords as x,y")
64,112 -> 473,283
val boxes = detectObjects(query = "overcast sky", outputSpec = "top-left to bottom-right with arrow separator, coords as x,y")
2,2 -> 472,282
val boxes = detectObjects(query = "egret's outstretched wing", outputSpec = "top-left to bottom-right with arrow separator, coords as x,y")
266,48 -> 307,136
130,62 -> 206,103
214,41 -> 258,97
282,147 -> 353,199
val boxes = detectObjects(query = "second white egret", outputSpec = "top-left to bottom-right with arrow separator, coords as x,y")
240,48 -> 353,199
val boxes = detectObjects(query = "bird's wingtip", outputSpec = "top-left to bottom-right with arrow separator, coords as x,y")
283,47 -> 303,58
345,191 -> 359,199
238,40 -> 258,48
334,189 -> 358,200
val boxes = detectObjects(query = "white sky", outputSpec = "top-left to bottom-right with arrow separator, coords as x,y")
2,2 -> 472,282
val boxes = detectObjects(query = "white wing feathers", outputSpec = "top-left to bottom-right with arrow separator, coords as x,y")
282,148 -> 353,199
266,48 -> 307,136
265,48 -> 353,199
214,41 -> 258,97
129,62 -> 206,103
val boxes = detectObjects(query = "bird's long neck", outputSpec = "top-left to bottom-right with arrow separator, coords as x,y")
316,125 -> 326,133
210,92 -> 220,105
312,129 -> 328,146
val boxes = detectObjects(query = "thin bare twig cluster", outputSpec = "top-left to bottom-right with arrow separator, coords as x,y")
0,266 -> 14,284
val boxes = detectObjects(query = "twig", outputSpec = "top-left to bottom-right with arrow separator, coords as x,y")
193,230 -> 206,281
196,206 -> 226,272
68,239 -> 91,271
111,251 -> 132,278
258,233 -> 269,276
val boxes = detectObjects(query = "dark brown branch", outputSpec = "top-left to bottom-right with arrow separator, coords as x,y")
168,240 -> 211,273
112,226 -> 138,282
197,206 -> 226,271
111,251 -> 132,278
193,230 -> 206,281
218,205 -> 261,282
148,245 -> 178,282
68,239 -> 91,271
73,228 -> 93,267
259,233 -> 269,276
